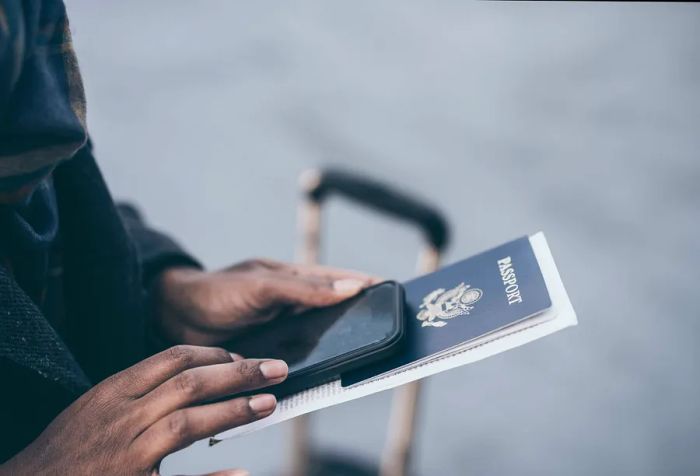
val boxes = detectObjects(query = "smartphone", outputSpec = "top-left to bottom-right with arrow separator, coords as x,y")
226,280 -> 405,398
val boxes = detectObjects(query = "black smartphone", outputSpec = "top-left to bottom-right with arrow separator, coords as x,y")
226,280 -> 404,398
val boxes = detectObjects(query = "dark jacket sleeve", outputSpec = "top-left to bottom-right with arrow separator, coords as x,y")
116,203 -> 202,351
116,203 -> 202,287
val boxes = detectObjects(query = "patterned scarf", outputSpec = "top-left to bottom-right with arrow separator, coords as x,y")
0,0 -> 87,193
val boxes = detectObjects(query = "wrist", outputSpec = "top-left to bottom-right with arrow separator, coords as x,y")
152,267 -> 208,344
158,266 -> 203,291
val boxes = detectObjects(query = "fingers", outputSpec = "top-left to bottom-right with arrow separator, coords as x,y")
263,270 -> 384,309
133,394 -> 277,464
261,274 -> 353,308
250,259 -> 382,296
222,259 -> 382,311
106,346 -> 234,398
282,263 -> 383,300
283,262 -> 382,284
139,359 -> 288,421
175,469 -> 249,476
199,470 -> 249,476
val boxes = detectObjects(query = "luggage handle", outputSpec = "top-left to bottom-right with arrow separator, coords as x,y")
301,168 -> 450,252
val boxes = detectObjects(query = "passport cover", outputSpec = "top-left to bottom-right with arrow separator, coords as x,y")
342,235 -> 552,386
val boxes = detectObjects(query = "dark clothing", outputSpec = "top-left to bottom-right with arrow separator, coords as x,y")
0,0 -> 199,463
0,144 -> 199,462
0,180 -> 59,308
0,0 -> 87,185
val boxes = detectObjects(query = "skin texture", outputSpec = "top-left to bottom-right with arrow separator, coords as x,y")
154,258 -> 380,346
1,259 -> 377,474
1,346 -> 283,476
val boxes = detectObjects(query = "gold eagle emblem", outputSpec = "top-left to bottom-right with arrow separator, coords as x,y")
416,282 -> 483,328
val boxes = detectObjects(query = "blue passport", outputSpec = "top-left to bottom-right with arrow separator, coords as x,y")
342,236 -> 552,386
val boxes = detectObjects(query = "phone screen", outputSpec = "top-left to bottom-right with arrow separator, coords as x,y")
230,282 -> 401,375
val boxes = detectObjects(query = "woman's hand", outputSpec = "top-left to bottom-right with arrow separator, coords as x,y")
154,259 -> 380,345
1,346 -> 288,476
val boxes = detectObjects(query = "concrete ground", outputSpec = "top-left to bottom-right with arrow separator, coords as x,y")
65,1 -> 700,475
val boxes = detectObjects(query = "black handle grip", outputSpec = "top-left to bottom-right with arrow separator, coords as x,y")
302,168 -> 450,251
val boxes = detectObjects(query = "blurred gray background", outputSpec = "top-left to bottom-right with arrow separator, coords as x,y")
65,1 -> 700,475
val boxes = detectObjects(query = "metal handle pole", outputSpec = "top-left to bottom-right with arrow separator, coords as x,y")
291,169 -> 448,476
379,246 -> 441,476
289,175 -> 323,476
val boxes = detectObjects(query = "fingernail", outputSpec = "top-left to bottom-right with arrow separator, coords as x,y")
230,353 -> 244,361
249,394 -> 276,415
333,278 -> 365,294
259,360 -> 288,380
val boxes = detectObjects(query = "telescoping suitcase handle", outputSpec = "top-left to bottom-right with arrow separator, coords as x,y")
301,168 -> 450,253
295,167 -> 448,476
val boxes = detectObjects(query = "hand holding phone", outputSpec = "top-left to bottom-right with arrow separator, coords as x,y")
226,281 -> 405,397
